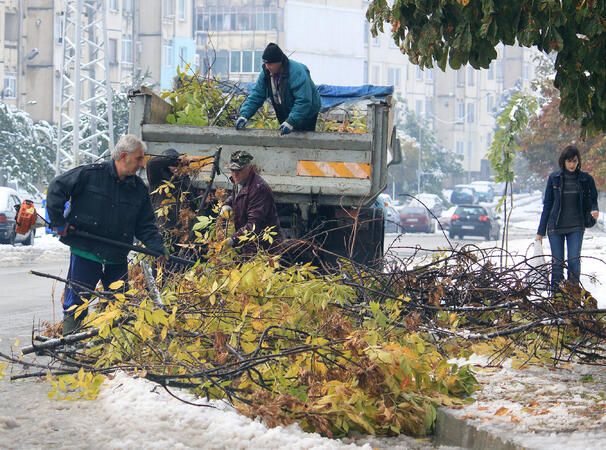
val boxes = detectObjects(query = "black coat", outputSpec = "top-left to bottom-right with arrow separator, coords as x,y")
47,161 -> 165,262
537,169 -> 599,236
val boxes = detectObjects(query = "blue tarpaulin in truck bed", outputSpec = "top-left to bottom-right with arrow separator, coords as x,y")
237,83 -> 394,112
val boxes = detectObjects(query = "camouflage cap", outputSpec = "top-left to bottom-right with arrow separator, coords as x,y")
226,150 -> 254,170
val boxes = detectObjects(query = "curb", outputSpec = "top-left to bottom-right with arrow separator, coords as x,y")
434,409 -> 521,450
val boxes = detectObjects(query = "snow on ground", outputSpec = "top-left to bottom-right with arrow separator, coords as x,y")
0,230 -> 68,267
446,355 -> 606,449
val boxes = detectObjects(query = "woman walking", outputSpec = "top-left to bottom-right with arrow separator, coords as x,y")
536,145 -> 599,292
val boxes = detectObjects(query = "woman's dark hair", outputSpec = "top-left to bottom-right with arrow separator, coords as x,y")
558,145 -> 581,170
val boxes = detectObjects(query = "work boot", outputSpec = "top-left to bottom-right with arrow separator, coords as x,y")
62,315 -> 81,335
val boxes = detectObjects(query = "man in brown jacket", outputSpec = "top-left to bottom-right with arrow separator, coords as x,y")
220,151 -> 283,254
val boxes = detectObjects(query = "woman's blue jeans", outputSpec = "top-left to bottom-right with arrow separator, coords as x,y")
548,231 -> 584,291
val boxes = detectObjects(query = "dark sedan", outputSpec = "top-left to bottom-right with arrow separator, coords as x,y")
398,206 -> 434,233
449,205 -> 500,240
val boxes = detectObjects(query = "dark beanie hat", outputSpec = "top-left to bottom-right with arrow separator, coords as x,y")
262,43 -> 284,63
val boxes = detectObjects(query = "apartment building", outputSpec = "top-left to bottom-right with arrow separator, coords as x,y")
1,0 -> 55,122
1,0 -> 197,123
194,0 -> 366,85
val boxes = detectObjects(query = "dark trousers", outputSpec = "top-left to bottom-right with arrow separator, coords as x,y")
548,231 -> 584,290
63,253 -> 128,316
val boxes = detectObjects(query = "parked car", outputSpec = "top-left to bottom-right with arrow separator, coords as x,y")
470,181 -> 494,202
437,206 -> 457,232
375,194 -> 402,233
0,187 -> 35,245
450,185 -> 478,205
408,193 -> 444,218
449,205 -> 500,240
398,206 -> 434,233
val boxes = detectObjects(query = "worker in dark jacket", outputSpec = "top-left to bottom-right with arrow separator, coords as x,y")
219,151 -> 283,254
47,134 -> 166,334
235,43 -> 321,135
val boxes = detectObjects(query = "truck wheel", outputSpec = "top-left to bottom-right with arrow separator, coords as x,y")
8,228 -> 16,246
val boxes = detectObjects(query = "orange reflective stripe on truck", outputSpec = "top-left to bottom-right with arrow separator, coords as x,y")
297,161 -> 371,179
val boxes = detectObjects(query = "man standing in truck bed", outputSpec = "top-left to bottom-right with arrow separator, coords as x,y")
235,43 -> 321,135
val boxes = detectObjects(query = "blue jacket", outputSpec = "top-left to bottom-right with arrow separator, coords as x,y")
47,161 -> 165,262
537,169 -> 598,236
239,59 -> 321,130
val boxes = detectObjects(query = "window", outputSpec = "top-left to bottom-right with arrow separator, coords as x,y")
456,68 -> 465,87
496,61 -> 503,80
456,141 -> 464,155
121,36 -> 132,63
178,47 -> 187,65
372,34 -> 380,47
467,67 -> 474,86
4,13 -> 18,41
487,62 -> 494,80
178,0 -> 185,20
163,40 -> 174,66
109,0 -> 118,12
214,50 -> 229,76
363,61 -> 368,84
238,12 -> 251,30
425,99 -> 433,118
466,103 -> 474,122
487,94 -> 494,113
123,0 -> 133,12
387,67 -> 400,87
254,50 -> 263,73
415,100 -> 422,116
55,14 -> 64,44
371,65 -> 380,84
456,100 -> 465,121
241,50 -> 253,73
164,0 -> 175,18
230,51 -> 241,73
364,21 -> 369,46
2,72 -> 16,99
426,68 -> 434,81
486,132 -> 493,146
415,66 -> 423,81
108,38 -> 118,65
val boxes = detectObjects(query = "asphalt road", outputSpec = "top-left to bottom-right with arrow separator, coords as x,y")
0,262 -> 67,353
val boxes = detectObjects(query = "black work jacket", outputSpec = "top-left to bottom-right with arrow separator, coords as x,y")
537,169 -> 599,236
47,161 -> 165,262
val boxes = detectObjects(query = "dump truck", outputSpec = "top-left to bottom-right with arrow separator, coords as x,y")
128,86 -> 401,268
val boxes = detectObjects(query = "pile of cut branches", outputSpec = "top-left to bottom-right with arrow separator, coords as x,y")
2,220 -> 605,438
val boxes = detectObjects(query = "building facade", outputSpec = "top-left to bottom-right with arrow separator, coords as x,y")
1,0 -> 197,123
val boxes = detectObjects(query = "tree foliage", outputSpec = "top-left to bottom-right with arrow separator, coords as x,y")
366,0 -> 606,135
520,83 -> 606,190
0,102 -> 56,191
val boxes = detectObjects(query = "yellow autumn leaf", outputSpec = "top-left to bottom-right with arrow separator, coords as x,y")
109,280 -> 125,290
